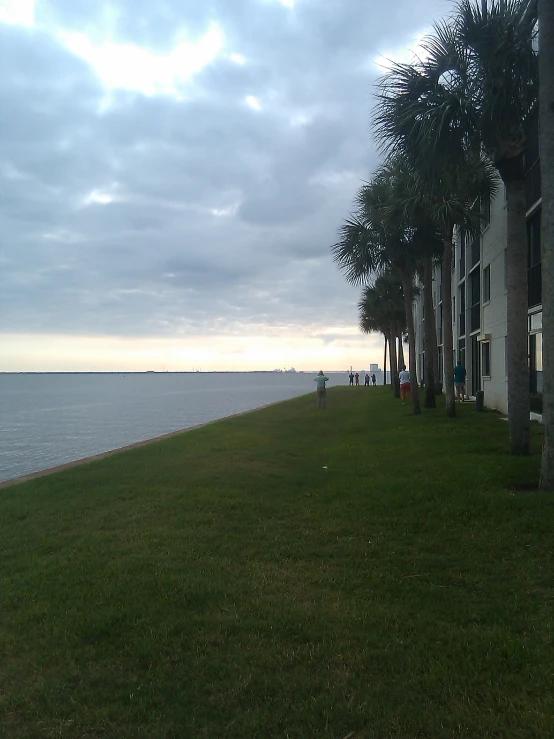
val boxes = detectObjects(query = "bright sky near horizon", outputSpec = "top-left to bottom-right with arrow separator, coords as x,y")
0,0 -> 451,372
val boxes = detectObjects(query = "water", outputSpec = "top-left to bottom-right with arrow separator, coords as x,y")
0,372 -> 352,484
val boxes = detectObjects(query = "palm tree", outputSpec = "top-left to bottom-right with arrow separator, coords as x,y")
359,271 -> 406,397
397,334 -> 406,373
374,0 -> 536,445
371,113 -> 498,416
383,335 -> 388,385
375,159 -> 443,413
359,283 -> 393,388
420,156 -> 498,417
458,0 -> 537,454
539,0 -> 554,489
421,253 -> 439,408
333,161 -> 426,415
360,300 -> 396,395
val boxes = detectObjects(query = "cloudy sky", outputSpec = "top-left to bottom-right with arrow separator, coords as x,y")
1,0 -> 450,372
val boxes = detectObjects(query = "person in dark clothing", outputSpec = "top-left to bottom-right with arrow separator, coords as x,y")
454,360 -> 467,401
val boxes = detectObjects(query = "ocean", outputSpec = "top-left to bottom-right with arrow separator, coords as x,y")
0,371 -> 363,484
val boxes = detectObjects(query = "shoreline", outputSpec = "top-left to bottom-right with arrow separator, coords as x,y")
0,398 -> 290,490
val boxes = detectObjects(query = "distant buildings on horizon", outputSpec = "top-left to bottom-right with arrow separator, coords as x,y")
3,366 -> 388,375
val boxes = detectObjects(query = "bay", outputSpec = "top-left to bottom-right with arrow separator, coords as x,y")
0,371 -> 354,484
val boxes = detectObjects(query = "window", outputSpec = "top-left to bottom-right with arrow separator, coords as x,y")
482,196 -> 491,227
452,296 -> 455,323
459,231 -> 466,279
529,312 -> 543,395
522,112 -> 541,206
528,212 -> 542,267
470,270 -> 481,333
530,312 -> 542,332
529,333 -> 543,393
471,334 -> 482,394
458,339 -> 465,370
459,285 -> 466,336
524,115 -> 540,171
470,237 -> 480,269
483,265 -> 491,303
482,341 -> 491,377
527,211 -> 542,308
529,333 -> 543,394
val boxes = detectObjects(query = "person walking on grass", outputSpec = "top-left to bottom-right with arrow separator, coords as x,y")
355,372 -> 360,386
372,373 -> 376,387
314,370 -> 329,409
364,372 -> 370,386
399,365 -> 411,405
454,360 -> 467,402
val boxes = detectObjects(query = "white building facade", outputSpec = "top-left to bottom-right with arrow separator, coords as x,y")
414,123 -> 543,414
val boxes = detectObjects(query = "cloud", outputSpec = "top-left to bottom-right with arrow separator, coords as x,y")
1,0 -> 451,369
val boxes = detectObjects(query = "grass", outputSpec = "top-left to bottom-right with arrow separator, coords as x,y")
1,387 -> 552,738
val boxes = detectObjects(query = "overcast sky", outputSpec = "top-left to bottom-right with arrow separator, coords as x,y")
0,0 -> 451,372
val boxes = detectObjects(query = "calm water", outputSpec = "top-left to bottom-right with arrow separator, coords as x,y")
0,372 -> 351,484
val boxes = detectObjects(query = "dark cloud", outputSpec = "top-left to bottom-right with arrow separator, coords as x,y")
1,0 -> 451,345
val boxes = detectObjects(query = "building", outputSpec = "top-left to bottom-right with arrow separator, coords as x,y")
413,120 -> 542,414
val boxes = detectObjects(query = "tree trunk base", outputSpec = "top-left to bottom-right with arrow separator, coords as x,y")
446,401 -> 456,418
424,387 -> 436,408
509,443 -> 530,456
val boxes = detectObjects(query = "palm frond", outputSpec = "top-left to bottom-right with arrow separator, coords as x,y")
331,215 -> 383,286
358,269 -> 406,335
374,0 -> 538,168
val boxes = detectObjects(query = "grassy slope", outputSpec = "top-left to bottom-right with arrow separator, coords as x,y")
1,387 -> 552,738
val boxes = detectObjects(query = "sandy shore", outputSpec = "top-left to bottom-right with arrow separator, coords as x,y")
0,399 -> 288,490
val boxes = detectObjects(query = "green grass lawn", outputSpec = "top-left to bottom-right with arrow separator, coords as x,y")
1,387 -> 552,738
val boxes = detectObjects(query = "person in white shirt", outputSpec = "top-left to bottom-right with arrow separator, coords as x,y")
398,365 -> 411,404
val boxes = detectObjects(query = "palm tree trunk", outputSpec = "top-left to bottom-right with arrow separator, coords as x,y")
397,330 -> 405,370
423,254 -> 436,408
383,334 -> 388,385
389,323 -> 399,397
539,0 -> 554,488
442,232 -> 456,418
432,310 -> 440,394
401,271 -> 421,415
499,157 -> 530,454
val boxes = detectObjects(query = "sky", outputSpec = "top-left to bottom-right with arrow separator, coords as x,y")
0,0 -> 451,372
